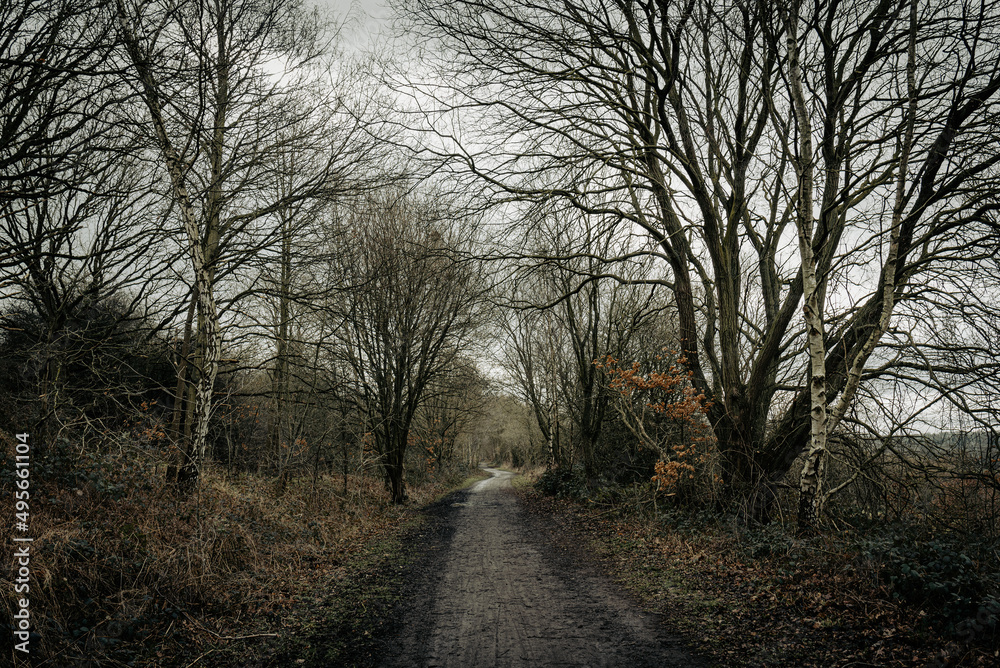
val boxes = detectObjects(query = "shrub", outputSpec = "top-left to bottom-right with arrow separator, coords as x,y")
596,351 -> 722,505
738,522 -> 795,559
880,533 -> 1000,638
537,465 -> 588,498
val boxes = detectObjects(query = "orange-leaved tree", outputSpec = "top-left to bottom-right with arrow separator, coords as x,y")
597,351 -> 721,504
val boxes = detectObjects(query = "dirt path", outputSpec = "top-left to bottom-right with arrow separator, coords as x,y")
379,468 -> 700,667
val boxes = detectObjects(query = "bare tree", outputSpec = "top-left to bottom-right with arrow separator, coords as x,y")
413,356 -> 488,469
0,151 -> 165,443
112,0 -> 364,486
496,206 -> 664,477
0,0 -> 173,450
497,305 -> 566,467
330,191 -> 485,503
0,0 -> 119,212
397,0 -> 1000,523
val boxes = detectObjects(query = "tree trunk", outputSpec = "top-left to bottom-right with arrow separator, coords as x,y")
783,0 -> 828,534
385,435 -> 407,504
116,0 -> 224,491
167,290 -> 197,484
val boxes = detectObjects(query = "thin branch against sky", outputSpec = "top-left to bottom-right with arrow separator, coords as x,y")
313,0 -> 391,50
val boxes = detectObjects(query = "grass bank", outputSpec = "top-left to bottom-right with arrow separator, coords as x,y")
0,443 -> 484,667
515,485 -> 1000,667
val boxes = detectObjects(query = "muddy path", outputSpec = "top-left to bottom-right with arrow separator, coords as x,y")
378,468 -> 701,667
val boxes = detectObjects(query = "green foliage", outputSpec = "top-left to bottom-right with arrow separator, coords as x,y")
646,505 -> 722,539
736,522 -> 795,559
537,466 -> 588,498
879,533 -> 1000,638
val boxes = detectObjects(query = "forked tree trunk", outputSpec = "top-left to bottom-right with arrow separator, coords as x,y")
117,0 -> 224,491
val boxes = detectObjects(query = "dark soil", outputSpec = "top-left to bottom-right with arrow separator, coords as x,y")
376,468 -> 701,667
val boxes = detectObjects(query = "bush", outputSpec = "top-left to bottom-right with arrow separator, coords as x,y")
0,293 -> 175,454
880,533 -> 1000,638
537,465 -> 588,498
737,522 -> 795,559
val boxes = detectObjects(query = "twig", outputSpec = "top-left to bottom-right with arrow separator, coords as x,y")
208,631 -> 279,641
181,632 -> 280,668
183,648 -> 217,668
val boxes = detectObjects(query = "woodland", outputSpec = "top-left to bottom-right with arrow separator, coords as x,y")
2,0 -> 1000,665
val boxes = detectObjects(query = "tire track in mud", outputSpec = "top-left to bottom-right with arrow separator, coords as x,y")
380,468 -> 700,667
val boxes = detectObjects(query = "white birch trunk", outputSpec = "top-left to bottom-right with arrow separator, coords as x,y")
819,1 -> 917,510
116,0 -> 222,483
782,0 -> 828,532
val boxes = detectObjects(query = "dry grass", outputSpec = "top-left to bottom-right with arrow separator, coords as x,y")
0,441 -> 471,667
509,464 -> 545,489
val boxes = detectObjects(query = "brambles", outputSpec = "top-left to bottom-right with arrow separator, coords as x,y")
878,533 -> 1000,639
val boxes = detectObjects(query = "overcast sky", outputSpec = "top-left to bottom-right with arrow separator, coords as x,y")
313,0 -> 392,50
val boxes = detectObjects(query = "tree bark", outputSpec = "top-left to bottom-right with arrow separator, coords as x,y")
782,0 -> 828,534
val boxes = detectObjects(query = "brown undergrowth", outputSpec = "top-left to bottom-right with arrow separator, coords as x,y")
1,440 -> 479,667
515,485 -> 1000,667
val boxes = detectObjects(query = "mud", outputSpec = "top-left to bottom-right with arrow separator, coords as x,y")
378,468 -> 701,667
